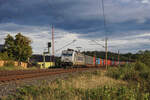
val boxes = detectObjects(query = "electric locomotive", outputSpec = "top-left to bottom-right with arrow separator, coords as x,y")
61,49 -> 94,67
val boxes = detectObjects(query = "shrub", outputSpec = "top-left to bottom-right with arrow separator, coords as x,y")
4,60 -> 14,67
139,71 -> 150,79
108,61 -> 150,80
134,62 -> 149,71
138,50 -> 150,67
107,62 -> 150,93
0,52 -> 9,60
107,67 -> 121,79
107,64 -> 138,81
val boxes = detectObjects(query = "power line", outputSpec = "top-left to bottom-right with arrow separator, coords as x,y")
55,40 -> 77,52
90,40 -> 105,48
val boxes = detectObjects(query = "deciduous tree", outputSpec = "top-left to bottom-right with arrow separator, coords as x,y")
4,33 -> 32,62
4,34 -> 15,59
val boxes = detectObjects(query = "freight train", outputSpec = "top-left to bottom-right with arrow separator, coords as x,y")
61,49 -> 128,67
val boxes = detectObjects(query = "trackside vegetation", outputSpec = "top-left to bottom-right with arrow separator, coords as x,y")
1,63 -> 150,100
4,84 -> 149,100
107,62 -> 150,96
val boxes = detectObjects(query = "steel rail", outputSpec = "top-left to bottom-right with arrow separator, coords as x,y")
0,68 -> 91,83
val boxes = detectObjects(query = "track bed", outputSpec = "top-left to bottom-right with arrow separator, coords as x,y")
0,68 -> 92,83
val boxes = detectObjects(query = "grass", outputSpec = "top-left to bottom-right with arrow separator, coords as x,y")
62,70 -> 127,89
0,66 -> 38,71
0,60 -> 38,71
0,66 -> 25,70
1,68 -> 150,100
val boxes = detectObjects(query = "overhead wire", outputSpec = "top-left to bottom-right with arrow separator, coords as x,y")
55,40 -> 77,52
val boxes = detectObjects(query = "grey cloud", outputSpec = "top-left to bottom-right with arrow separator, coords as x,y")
0,0 -> 150,53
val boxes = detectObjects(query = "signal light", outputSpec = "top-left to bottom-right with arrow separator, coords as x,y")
48,42 -> 51,48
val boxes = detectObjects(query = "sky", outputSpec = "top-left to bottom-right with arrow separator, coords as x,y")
0,0 -> 150,55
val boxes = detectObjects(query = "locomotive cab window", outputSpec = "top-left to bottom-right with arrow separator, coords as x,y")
62,54 -> 72,56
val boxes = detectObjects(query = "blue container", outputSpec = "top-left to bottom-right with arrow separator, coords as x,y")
112,61 -> 114,65
101,59 -> 104,65
96,58 -> 100,64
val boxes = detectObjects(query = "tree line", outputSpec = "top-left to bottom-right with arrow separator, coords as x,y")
0,33 -> 32,62
83,50 -> 150,63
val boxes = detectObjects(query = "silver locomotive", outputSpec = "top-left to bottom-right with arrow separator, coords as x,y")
61,49 -> 94,67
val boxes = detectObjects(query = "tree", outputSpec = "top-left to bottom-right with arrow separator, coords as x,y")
137,50 -> 150,67
14,33 -> 32,62
4,33 -> 32,62
4,34 -> 15,59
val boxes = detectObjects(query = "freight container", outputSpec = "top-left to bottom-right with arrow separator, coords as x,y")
110,60 -> 112,66
96,58 -> 98,64
96,58 -> 101,67
103,59 -> 106,66
85,55 -> 93,66
93,56 -> 96,66
101,59 -> 104,66
111,60 -> 114,66
107,60 -> 111,66
114,61 -> 118,66
96,58 -> 100,64
99,58 -> 102,67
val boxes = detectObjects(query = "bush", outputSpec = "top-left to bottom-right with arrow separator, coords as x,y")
138,50 -> 150,67
107,61 -> 150,93
134,62 -> 149,71
4,61 -> 14,67
107,67 -> 121,79
107,61 -> 150,81
107,64 -> 138,81
0,52 -> 9,60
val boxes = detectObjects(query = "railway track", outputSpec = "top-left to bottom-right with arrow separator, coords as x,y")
0,68 -> 90,83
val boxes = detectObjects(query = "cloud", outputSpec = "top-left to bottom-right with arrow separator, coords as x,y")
0,23 -> 150,55
0,0 -> 150,54
141,0 -> 150,4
